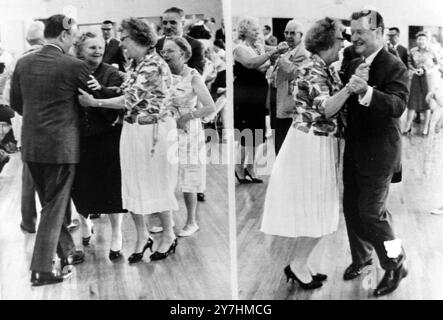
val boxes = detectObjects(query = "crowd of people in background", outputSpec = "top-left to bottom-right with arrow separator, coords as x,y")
0,6 -> 225,286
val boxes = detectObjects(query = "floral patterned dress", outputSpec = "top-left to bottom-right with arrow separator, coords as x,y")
261,54 -> 341,238
119,50 -> 178,214
171,66 -> 206,193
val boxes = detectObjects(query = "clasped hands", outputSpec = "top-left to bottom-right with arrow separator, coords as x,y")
347,62 -> 370,95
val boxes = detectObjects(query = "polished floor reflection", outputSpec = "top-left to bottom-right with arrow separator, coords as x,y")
0,142 -> 230,300
236,120 -> 443,300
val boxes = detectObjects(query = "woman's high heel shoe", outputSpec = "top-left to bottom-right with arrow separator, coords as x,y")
402,128 -> 412,136
109,250 -> 122,261
82,225 -> 94,246
235,171 -> 251,184
128,237 -> 154,264
311,273 -> 327,282
284,265 -> 323,290
244,168 -> 263,183
150,238 -> 178,261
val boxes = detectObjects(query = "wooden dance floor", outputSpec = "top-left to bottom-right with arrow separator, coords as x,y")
0,142 -> 230,300
236,122 -> 443,300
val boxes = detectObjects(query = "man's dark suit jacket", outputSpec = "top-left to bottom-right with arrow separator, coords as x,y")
156,35 -> 205,75
343,48 -> 409,179
10,45 -> 89,164
215,28 -> 225,42
395,44 -> 409,68
103,38 -> 126,72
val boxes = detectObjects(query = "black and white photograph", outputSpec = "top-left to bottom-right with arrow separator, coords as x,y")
234,0 -> 443,300
0,0 -> 230,299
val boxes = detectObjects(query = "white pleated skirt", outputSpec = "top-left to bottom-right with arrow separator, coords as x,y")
120,117 -> 179,214
260,126 -> 340,238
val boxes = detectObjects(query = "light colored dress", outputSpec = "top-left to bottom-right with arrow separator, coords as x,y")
171,66 -> 206,193
119,50 -> 178,214
260,54 -> 341,238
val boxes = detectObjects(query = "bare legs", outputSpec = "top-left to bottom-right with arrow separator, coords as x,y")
157,210 -> 176,253
177,193 -> 200,237
109,213 -> 123,252
130,212 -> 151,253
404,109 -> 432,135
289,236 -> 322,283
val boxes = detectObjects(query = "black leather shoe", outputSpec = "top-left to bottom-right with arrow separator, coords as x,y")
128,238 -> 154,264
150,238 -> 178,261
312,273 -> 327,282
343,259 -> 373,280
244,168 -> 263,183
283,265 -> 322,290
31,270 -> 71,286
374,264 -> 408,297
109,250 -> 122,261
60,250 -> 85,272
197,193 -> 205,202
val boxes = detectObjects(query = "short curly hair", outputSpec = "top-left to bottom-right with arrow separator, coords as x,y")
165,36 -> 192,62
236,16 -> 259,41
416,31 -> 428,39
304,17 -> 342,54
120,17 -> 157,48
73,32 -> 104,59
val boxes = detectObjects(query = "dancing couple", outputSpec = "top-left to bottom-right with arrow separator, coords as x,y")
261,10 -> 409,297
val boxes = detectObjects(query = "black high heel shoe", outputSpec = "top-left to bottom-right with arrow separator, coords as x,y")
128,238 -> 154,263
402,128 -> 412,136
235,171 -> 251,184
284,265 -> 323,290
150,238 -> 178,261
244,168 -> 263,183
311,273 -> 327,282
109,250 -> 122,261
82,226 -> 94,246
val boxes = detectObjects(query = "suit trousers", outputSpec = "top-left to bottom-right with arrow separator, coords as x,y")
343,154 -> 405,271
27,162 -> 76,272
20,162 -> 37,231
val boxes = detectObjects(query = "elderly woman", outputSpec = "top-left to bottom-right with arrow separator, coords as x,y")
161,37 -> 215,237
78,18 -> 178,262
261,17 -> 349,290
404,31 -> 440,136
71,32 -> 125,261
233,16 -> 288,183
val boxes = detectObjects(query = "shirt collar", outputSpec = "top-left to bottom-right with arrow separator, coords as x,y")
45,43 -> 64,53
364,45 -> 383,66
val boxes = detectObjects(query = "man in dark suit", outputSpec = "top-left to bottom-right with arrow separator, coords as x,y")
101,20 -> 126,72
387,27 -> 409,68
341,10 -> 409,297
215,18 -> 225,44
156,7 -> 205,75
10,14 -> 88,286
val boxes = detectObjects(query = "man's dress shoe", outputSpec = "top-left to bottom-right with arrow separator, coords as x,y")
374,264 -> 408,297
343,259 -> 373,280
31,271 -> 71,286
60,250 -> 85,273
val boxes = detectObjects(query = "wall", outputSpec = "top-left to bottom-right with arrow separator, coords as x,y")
231,0 -> 443,47
0,0 -> 223,57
